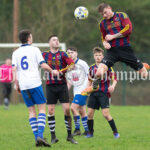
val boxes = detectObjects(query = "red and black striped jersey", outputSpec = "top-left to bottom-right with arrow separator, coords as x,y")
89,64 -> 117,97
99,12 -> 132,47
42,50 -> 74,85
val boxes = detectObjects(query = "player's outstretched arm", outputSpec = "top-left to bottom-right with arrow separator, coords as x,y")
41,63 -> 52,72
41,63 -> 60,76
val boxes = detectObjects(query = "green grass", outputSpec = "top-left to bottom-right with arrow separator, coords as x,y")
0,104 -> 150,150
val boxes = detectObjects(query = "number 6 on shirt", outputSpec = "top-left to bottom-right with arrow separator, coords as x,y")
21,56 -> 29,70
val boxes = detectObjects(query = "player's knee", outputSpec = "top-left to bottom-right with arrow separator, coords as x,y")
71,105 -> 75,113
29,109 -> 36,118
65,108 -> 70,115
48,108 -> 55,115
88,113 -> 93,120
79,109 -> 86,117
143,70 -> 148,78
139,67 -> 148,78
102,112 -> 111,120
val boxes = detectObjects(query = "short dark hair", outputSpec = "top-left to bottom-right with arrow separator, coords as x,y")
93,47 -> 104,54
19,29 -> 31,44
48,34 -> 58,41
66,47 -> 77,52
98,3 -> 110,13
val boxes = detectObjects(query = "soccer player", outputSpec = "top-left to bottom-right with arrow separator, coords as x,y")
93,3 -> 148,89
42,35 -> 77,144
0,58 -> 13,109
82,47 -> 119,138
12,29 -> 55,147
66,47 -> 89,136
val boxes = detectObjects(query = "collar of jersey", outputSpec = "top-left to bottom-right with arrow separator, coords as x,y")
75,58 -> 79,64
21,44 -> 31,47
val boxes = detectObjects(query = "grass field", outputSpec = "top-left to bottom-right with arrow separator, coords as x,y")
0,104 -> 150,150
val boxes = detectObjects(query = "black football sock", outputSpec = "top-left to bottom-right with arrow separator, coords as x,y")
88,119 -> 94,134
65,115 -> 72,137
48,115 -> 56,139
108,119 -> 118,133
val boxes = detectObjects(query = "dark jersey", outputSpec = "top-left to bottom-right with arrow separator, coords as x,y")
89,64 -> 117,97
100,12 -> 132,47
42,50 -> 74,85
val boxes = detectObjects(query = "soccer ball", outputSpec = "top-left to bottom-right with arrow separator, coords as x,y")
74,6 -> 88,20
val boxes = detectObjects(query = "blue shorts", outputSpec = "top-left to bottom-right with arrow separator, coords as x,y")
21,85 -> 46,107
72,94 -> 88,106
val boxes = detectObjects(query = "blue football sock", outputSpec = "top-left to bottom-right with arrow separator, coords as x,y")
82,116 -> 88,131
74,115 -> 80,130
29,117 -> 38,140
38,113 -> 46,138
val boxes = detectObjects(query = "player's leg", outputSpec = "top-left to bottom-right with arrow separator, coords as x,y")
47,104 -> 58,144
78,95 -> 88,135
79,105 -> 88,135
119,46 -> 148,78
21,89 -> 39,146
46,85 -> 58,144
31,85 -> 50,147
60,84 -> 77,144
7,83 -> 12,106
71,103 -> 81,136
96,63 -> 108,79
99,93 -> 120,138
85,93 -> 98,138
2,83 -> 9,109
28,105 -> 38,141
85,107 -> 95,138
101,108 -> 120,138
37,103 -> 46,139
96,49 -> 118,79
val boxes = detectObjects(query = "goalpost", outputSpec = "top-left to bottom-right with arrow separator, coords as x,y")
0,43 -> 66,64
0,43 -> 66,50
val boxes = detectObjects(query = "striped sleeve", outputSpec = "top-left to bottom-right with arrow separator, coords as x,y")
118,12 -> 132,36
59,52 -> 74,74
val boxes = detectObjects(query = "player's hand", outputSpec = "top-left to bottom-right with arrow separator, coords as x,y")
103,40 -> 111,50
108,85 -> 115,93
14,84 -> 21,94
52,70 -> 60,76
105,34 -> 115,41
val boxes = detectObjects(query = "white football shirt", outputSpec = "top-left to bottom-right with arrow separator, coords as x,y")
72,58 -> 89,95
12,44 -> 45,90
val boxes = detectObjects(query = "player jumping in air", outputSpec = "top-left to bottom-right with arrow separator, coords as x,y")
84,3 -> 148,94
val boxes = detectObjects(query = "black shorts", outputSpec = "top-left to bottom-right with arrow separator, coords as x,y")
87,91 -> 110,110
101,46 -> 143,71
46,83 -> 69,104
